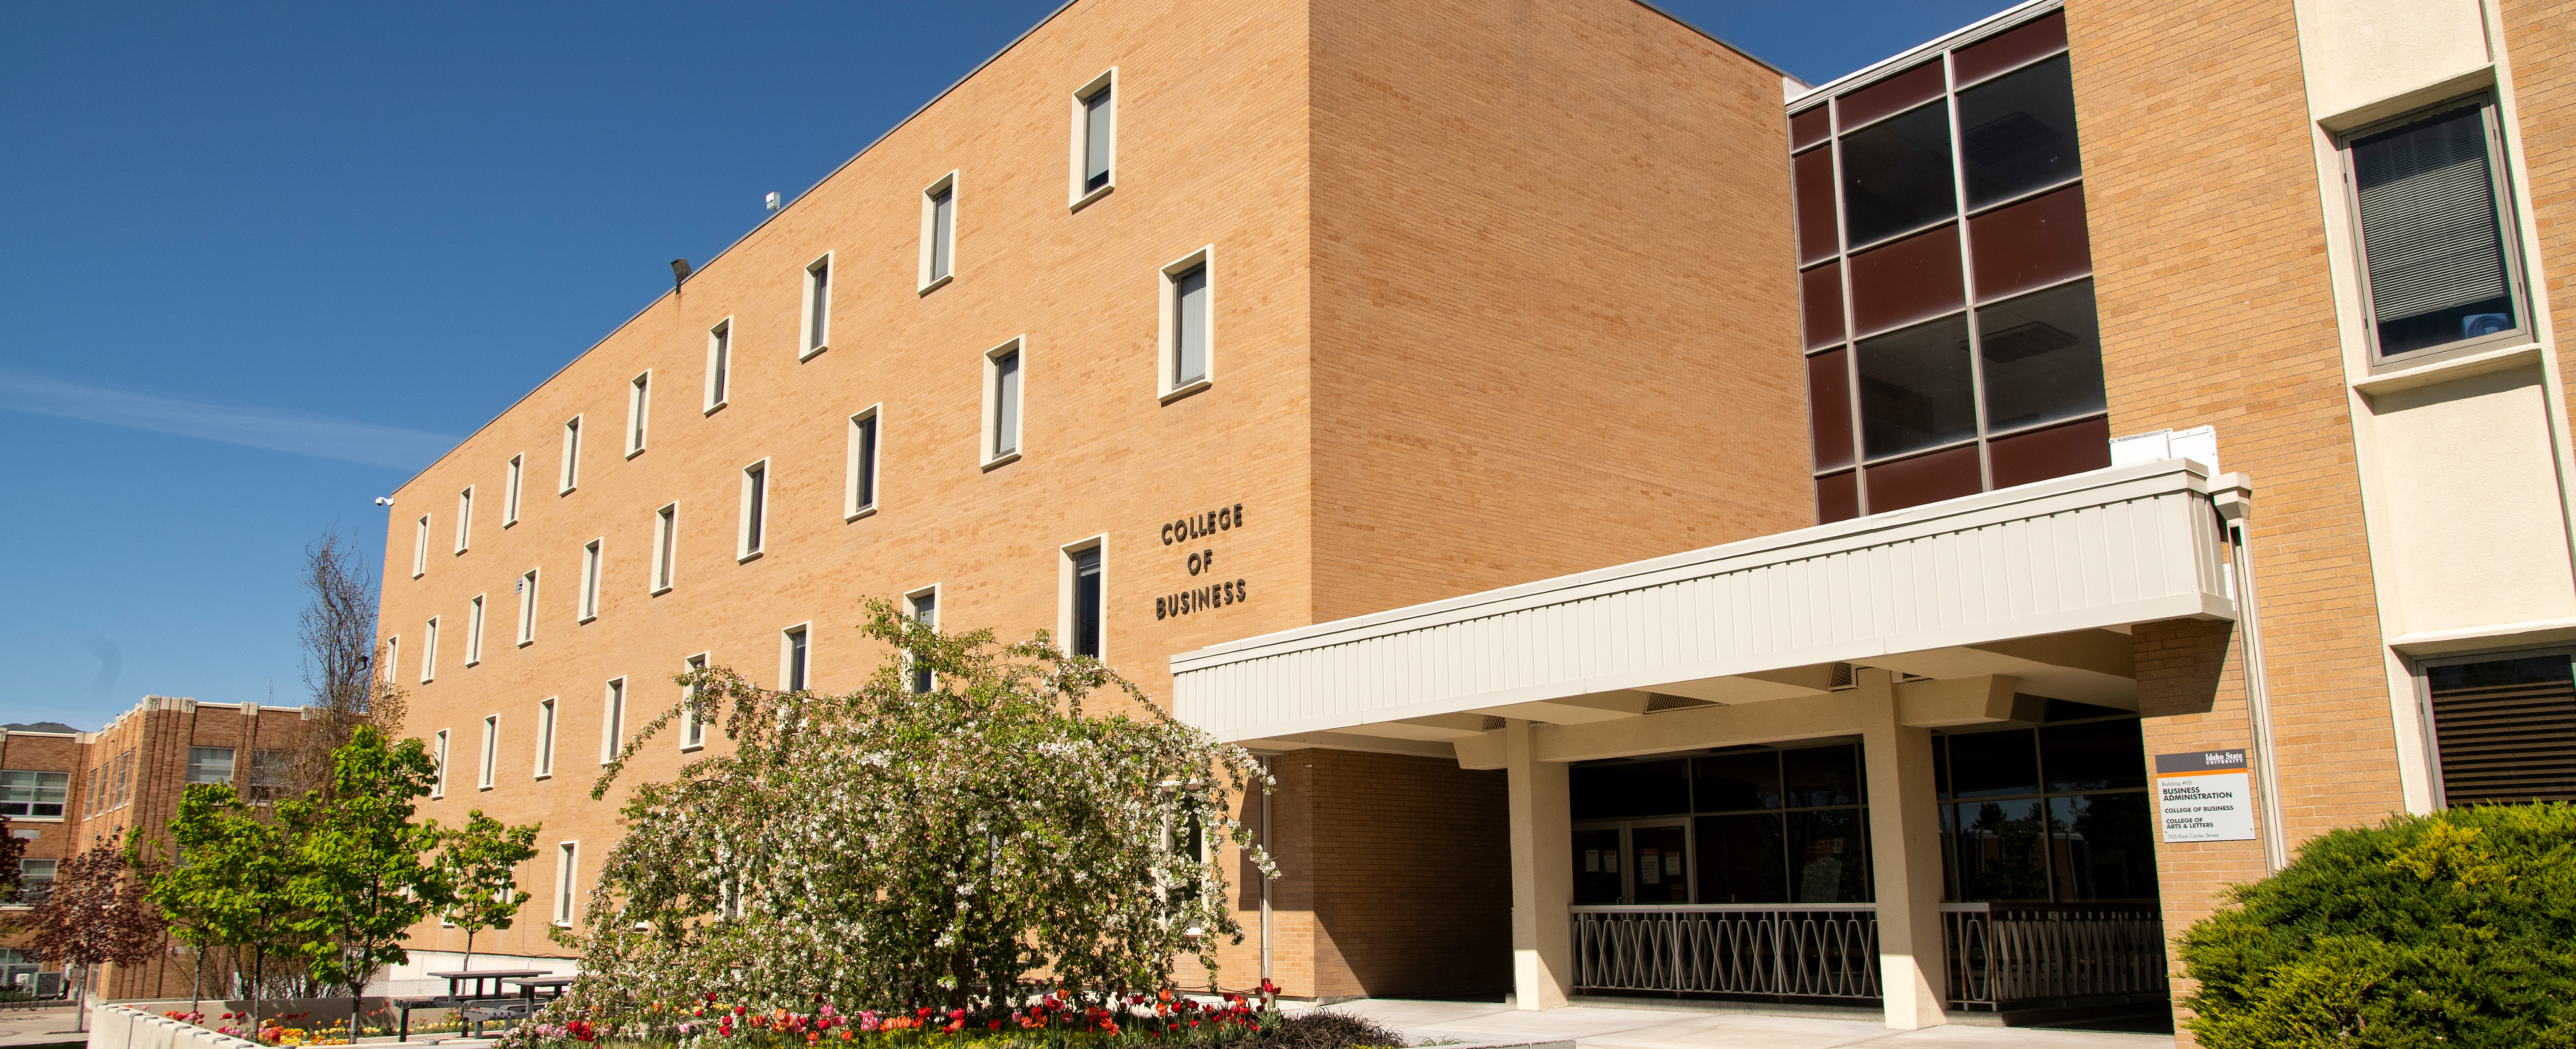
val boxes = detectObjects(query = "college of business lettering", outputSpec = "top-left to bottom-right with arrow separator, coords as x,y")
1158,502 -> 1246,620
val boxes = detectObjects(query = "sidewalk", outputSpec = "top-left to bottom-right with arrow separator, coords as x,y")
1322,1000 -> 2175,1049
0,1005 -> 84,1048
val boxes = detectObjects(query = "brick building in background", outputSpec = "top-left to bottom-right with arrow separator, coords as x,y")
1,700 -> 329,1001
374,0 -> 2576,1037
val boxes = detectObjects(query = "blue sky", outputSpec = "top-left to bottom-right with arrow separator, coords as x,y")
0,0 -> 2011,731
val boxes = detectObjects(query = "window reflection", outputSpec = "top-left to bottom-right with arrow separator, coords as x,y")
1840,101 -> 1956,247
1857,316 -> 1976,460
1977,280 -> 2106,433
1958,54 -> 2081,209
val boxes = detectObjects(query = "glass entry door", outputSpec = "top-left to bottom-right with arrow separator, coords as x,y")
1571,820 -> 1694,904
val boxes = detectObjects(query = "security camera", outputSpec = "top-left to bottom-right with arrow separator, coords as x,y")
375,496 -> 395,507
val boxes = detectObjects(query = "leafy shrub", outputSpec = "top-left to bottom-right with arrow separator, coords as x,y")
2178,803 -> 2576,1047
1236,1011 -> 1406,1049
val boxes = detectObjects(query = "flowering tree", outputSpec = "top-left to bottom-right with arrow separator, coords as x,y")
552,599 -> 1273,1022
25,830 -> 167,1029
0,815 -> 23,909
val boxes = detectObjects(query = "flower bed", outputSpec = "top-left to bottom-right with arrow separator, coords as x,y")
160,1010 -> 352,1046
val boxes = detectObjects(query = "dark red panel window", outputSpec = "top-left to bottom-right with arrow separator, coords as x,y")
1954,10 -> 2068,87
1817,471 -> 1859,524
1809,348 -> 1854,471
1837,60 -> 1945,131
1969,183 -> 2092,301
1802,263 -> 1846,349
1849,223 -> 1964,335
1791,106 -> 1831,152
1864,444 -> 1982,512
1794,148 -> 1839,265
1988,415 -> 2111,489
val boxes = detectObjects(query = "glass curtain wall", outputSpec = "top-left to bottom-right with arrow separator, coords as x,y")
1791,10 -> 2111,523
1570,743 -> 1873,906
1934,700 -> 2159,904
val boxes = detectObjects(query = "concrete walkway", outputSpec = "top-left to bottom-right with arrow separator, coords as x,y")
1323,1000 -> 2175,1049
0,1005 -> 84,1048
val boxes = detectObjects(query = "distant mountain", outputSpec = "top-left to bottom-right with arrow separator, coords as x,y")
3,722 -> 80,734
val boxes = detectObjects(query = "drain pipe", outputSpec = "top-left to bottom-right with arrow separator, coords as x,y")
1258,755 -> 1274,986
2212,474 -> 2288,871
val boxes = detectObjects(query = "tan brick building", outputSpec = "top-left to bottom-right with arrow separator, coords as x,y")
3,698 -> 329,1000
375,0 -> 2576,1037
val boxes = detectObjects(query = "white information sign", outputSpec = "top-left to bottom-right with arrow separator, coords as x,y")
2156,749 -> 2256,842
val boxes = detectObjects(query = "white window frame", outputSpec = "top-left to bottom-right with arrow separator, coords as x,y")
800,253 -> 833,360
625,371 -> 651,457
705,318 -> 733,413
1158,245 -> 1216,401
431,729 -> 449,799
579,538 -> 604,623
652,502 -> 678,595
559,415 -> 583,494
384,635 -> 400,685
478,715 -> 498,790
600,677 -> 626,766
845,405 -> 883,520
980,337 -> 1026,469
780,623 -> 812,692
681,653 -> 709,751
534,697 -> 557,779
412,515 -> 430,579
465,594 -> 486,666
918,172 -> 959,293
1069,68 -> 1117,209
738,458 -> 770,561
504,454 -> 523,526
905,585 -> 939,693
1060,535 -> 1107,662
454,487 -> 474,553
516,569 -> 539,646
553,842 -> 579,925
421,617 -> 440,683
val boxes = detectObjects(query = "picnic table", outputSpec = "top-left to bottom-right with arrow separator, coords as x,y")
395,969 -> 553,1041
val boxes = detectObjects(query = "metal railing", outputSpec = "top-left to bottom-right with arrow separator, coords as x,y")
1570,905 -> 1880,999
1569,903 -> 2168,1009
1943,903 -> 2170,1009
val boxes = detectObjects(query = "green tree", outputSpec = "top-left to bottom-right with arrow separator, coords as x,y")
149,782 -> 303,1030
433,810 -> 542,972
281,726 -> 449,1042
2180,804 -> 2576,1047
551,599 -> 1274,1023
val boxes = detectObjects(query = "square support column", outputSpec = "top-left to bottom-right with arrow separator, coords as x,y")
1504,719 -> 1572,1010
1859,669 -> 1948,1029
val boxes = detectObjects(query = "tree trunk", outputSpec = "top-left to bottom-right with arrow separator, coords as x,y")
462,928 -> 475,972
72,967 -> 85,1034
191,943 -> 203,1016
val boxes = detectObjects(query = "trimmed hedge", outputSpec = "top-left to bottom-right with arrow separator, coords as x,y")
2179,804 -> 2576,1048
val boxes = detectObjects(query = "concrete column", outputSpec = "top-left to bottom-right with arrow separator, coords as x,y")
1504,719 -> 1573,1010
1859,669 -> 1949,1030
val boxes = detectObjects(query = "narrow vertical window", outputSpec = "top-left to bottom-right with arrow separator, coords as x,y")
920,174 -> 958,290
800,255 -> 833,359
739,460 -> 769,559
1070,544 -> 1104,659
1071,71 -> 1117,204
601,678 -> 626,764
846,407 -> 882,518
2346,95 -> 2529,363
516,569 -> 540,645
385,636 -> 400,685
783,626 -> 810,692
535,697 -> 557,778
706,319 -> 733,410
560,416 -> 583,493
432,729 -> 449,798
907,589 -> 937,693
554,842 -> 579,924
579,539 -> 603,621
421,617 -> 440,683
984,341 -> 1024,466
478,715 -> 498,789
682,654 -> 708,749
413,516 -> 430,578
626,372 -> 651,456
454,488 -> 474,553
505,455 -> 523,525
652,504 -> 677,593
465,594 -> 486,665
1160,248 -> 1215,398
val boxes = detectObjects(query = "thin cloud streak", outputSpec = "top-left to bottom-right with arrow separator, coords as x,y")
0,373 -> 457,471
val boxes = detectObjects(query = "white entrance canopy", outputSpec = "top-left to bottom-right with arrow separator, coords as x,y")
1174,458 -> 2241,759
